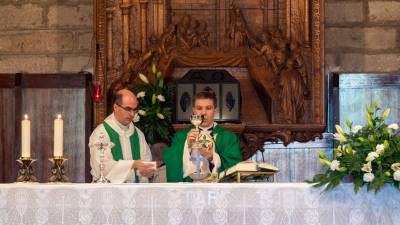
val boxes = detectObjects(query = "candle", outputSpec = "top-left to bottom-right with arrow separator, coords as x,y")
54,114 -> 63,157
21,114 -> 31,158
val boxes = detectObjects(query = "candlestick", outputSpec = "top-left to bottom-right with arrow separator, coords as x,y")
54,114 -> 63,157
16,157 -> 38,183
48,156 -> 69,183
21,114 -> 31,158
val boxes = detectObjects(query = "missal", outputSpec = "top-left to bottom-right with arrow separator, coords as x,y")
218,161 -> 279,180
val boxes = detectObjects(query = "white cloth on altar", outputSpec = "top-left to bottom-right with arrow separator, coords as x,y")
1,183 -> 399,225
182,124 -> 221,178
89,113 -> 152,183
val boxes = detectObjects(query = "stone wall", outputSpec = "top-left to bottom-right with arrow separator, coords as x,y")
325,0 -> 400,73
0,0 -> 93,73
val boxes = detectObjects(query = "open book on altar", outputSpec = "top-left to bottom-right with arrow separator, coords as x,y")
218,161 -> 279,180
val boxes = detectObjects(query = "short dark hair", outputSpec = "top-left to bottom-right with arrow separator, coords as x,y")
193,90 -> 217,107
112,92 -> 123,106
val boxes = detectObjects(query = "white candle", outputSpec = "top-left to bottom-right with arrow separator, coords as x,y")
21,114 -> 31,158
54,114 -> 63,157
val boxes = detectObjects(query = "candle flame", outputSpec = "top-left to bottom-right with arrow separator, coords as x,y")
24,114 -> 28,120
57,114 -> 62,119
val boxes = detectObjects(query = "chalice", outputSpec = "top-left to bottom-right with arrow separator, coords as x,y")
189,114 -> 207,180
190,114 -> 203,132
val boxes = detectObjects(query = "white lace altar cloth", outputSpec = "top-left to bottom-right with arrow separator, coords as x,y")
0,183 -> 399,225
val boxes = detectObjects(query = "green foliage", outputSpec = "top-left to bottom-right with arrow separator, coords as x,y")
131,64 -> 174,144
307,102 -> 400,193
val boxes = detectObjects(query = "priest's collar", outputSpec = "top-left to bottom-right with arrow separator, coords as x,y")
111,113 -> 130,131
199,122 -> 217,132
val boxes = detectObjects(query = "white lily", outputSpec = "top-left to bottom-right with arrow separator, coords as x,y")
137,91 -> 145,98
157,94 -> 165,102
393,171 -> 400,181
139,73 -> 149,84
133,114 -> 140,123
363,172 -> 375,182
391,163 -> 400,171
375,144 -> 385,155
351,125 -> 363,133
330,160 -> 340,171
361,161 -> 372,173
138,110 -> 146,116
366,152 -> 379,161
388,123 -> 399,130
333,133 -> 346,143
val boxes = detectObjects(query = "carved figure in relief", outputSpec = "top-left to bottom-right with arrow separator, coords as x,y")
197,20 -> 210,47
227,6 -> 249,48
271,42 -> 288,75
160,24 -> 177,58
279,58 -> 306,123
186,19 -> 199,48
288,42 -> 309,96
176,15 -> 191,50
251,32 -> 274,67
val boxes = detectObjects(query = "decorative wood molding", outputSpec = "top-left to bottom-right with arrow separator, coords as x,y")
94,0 -> 326,156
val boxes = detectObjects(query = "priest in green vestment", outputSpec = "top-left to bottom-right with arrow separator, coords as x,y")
163,91 -> 242,182
89,89 -> 155,183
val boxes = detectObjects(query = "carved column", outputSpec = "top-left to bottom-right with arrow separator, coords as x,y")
119,0 -> 132,65
94,0 -> 107,126
152,0 -> 165,36
286,0 -> 291,39
139,0 -> 148,53
303,0 -> 310,47
106,8 -> 114,69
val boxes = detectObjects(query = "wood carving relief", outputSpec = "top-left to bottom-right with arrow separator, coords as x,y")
94,0 -> 325,159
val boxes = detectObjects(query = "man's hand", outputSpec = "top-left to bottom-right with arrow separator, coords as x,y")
199,142 -> 213,160
132,160 -> 155,177
186,129 -> 199,147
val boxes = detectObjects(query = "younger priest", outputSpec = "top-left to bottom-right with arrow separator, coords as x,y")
163,91 -> 242,182
89,88 -> 155,183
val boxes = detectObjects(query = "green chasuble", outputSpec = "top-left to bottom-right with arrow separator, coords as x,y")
163,124 -> 242,182
103,122 -> 141,182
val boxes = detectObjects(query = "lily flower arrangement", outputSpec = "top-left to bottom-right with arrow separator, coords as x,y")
132,64 -> 174,144
308,102 -> 400,193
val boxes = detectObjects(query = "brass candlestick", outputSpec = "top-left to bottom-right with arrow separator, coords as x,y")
48,156 -> 69,182
16,157 -> 38,182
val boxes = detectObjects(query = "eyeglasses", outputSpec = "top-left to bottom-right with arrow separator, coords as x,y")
116,103 -> 138,114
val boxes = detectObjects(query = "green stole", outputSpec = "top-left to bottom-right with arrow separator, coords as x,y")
103,121 -> 141,183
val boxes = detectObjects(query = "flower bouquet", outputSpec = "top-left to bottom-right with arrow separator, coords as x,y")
308,102 -> 400,193
132,64 -> 174,144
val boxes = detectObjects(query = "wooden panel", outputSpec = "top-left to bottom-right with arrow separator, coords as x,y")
0,73 -> 92,183
0,89 -> 16,183
22,88 -> 86,182
21,74 -> 88,88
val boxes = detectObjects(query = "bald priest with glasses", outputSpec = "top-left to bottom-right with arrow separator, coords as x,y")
89,88 -> 155,183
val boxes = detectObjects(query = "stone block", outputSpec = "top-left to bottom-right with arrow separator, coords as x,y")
325,28 -> 364,49
368,1 -> 400,22
365,27 -> 397,50
325,2 -> 364,24
61,55 -> 91,72
77,32 -> 93,50
324,53 -> 365,72
365,54 -> 400,72
0,4 -> 43,29
0,55 -> 57,73
0,31 -> 74,53
48,5 -> 92,27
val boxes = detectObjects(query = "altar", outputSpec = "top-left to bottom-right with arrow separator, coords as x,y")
1,183 -> 399,225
